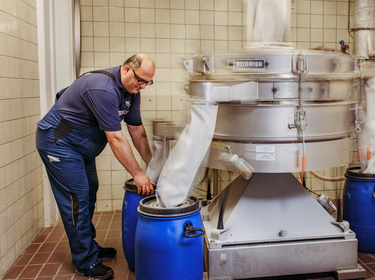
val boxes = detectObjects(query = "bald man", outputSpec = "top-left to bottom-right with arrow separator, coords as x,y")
36,54 -> 155,279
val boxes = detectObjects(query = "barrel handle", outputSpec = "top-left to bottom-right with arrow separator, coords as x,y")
184,222 -> 205,238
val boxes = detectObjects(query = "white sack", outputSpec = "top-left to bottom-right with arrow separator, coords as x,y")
246,0 -> 288,43
156,101 -> 218,207
145,139 -> 165,183
360,77 -> 375,173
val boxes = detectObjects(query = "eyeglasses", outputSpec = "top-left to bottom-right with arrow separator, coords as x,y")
130,66 -> 153,86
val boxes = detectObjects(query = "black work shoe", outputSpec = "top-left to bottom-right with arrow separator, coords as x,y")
98,247 -> 117,260
76,262 -> 114,280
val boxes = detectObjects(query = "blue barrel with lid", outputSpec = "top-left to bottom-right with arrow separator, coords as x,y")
343,166 -> 375,253
122,179 -> 152,271
135,196 -> 204,280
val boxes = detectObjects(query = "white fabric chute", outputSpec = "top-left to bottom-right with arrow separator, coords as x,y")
246,0 -> 288,43
156,101 -> 218,207
359,77 -> 375,173
145,138 -> 165,183
245,0 -> 292,49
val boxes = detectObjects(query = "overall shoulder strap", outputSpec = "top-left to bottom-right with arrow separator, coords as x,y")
56,70 -> 116,100
82,70 -> 116,81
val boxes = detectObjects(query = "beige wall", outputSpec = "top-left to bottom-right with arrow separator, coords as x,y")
0,0 -> 44,276
79,0 -> 357,211
292,0 -> 354,51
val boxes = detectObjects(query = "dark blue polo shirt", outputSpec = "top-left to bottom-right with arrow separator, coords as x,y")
56,66 -> 142,131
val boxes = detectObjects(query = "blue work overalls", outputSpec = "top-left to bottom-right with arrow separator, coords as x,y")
36,104 -> 109,269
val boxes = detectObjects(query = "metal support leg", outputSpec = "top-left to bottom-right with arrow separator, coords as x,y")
213,169 -> 218,197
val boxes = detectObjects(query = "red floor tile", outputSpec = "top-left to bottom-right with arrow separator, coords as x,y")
107,229 -> 121,238
46,232 -> 64,242
55,275 -> 75,280
32,234 -> 49,243
111,257 -> 128,272
38,263 -> 61,277
55,241 -> 70,252
102,238 -> 119,248
38,242 -> 58,253
57,261 -> 76,275
359,252 -> 375,264
24,243 -> 41,254
52,224 -> 65,233
29,252 -> 52,265
127,270 -> 136,280
2,265 -> 24,279
13,253 -> 34,266
47,250 -> 69,264
96,223 -> 112,230
95,230 -> 107,239
4,210 -> 375,280
40,227 -> 54,235
117,249 -> 125,258
363,265 -> 375,279
18,264 -> 43,278
367,263 -> 375,273
72,274 -> 88,279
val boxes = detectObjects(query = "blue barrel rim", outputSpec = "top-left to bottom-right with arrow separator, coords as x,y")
124,178 -> 157,191
137,208 -> 202,220
123,178 -> 138,191
345,166 -> 375,180
138,195 -> 201,217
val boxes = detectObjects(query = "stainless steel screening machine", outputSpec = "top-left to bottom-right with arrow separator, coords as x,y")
180,48 -> 366,280
150,0 -> 375,277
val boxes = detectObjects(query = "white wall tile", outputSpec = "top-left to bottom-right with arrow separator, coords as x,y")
140,0 -> 154,9
171,0 -> 185,9
155,9 -> 170,24
171,10 -> 185,24
171,25 -> 185,39
200,11 -> 213,25
140,8 -> 155,23
93,7 -> 109,21
155,24 -> 170,38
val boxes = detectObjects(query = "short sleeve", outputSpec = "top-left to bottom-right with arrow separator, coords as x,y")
82,89 -> 123,131
124,93 -> 142,126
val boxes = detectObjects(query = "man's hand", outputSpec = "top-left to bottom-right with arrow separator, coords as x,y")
133,173 -> 156,195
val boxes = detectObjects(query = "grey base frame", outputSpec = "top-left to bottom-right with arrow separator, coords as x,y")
204,238 -> 364,280
202,174 -> 365,280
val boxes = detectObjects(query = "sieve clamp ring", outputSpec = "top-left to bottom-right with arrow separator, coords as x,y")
184,222 -> 205,238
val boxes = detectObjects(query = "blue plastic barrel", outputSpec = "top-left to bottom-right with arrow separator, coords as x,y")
122,179 -> 149,271
343,167 -> 375,253
135,196 -> 204,280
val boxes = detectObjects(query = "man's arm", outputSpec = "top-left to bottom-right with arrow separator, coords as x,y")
105,130 -> 154,195
127,124 -> 152,167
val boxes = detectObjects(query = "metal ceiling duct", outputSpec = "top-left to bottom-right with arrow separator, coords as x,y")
353,0 -> 375,58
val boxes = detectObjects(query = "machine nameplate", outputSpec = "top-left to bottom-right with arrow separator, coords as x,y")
256,145 -> 275,152
256,154 -> 276,161
233,59 -> 265,69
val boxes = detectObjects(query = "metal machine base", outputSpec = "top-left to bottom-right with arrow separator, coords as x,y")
205,238 -> 364,280
202,173 -> 364,280
335,264 -> 366,280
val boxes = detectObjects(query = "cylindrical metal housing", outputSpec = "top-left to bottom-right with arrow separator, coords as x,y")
353,0 -> 375,58
185,49 -> 359,172
353,0 -> 375,29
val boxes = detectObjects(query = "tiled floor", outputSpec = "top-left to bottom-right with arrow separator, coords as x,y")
2,210 -> 375,280
2,211 -> 130,280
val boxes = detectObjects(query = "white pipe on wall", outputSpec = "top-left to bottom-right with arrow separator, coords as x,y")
37,0 -> 76,226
